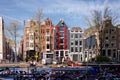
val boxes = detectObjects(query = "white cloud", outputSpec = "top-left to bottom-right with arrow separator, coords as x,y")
12,0 -> 120,17
1,0 -> 120,28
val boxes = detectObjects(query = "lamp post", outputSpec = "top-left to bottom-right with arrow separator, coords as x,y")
85,32 -> 90,80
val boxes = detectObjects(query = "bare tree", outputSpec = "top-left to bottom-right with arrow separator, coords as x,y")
6,20 -> 20,62
86,6 -> 119,57
86,7 -> 119,28
34,8 -> 43,24
32,8 -> 43,61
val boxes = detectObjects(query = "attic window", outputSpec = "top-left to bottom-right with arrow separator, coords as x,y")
62,22 -> 64,25
46,22 -> 50,25
61,22 -> 64,26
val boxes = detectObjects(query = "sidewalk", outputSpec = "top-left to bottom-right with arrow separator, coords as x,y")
0,62 -> 63,68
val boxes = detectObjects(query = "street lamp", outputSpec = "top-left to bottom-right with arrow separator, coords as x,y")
85,32 -> 90,80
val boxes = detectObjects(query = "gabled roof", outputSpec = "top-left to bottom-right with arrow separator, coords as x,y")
56,19 -> 67,27
70,27 -> 83,32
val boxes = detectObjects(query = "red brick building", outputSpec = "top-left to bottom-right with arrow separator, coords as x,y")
54,19 -> 69,62
23,18 -> 54,61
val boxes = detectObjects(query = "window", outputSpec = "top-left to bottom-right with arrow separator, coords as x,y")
46,29 -> 50,35
113,53 -> 116,58
85,52 -> 87,58
47,44 -> 50,49
75,34 -> 78,38
26,35 -> 29,40
75,41 -> 78,45
89,52 -> 92,58
36,36 -> 38,39
35,45 -> 38,47
75,30 -> 78,32
35,29 -> 38,32
79,47 -> 82,52
47,37 -> 50,41
113,49 -> 116,52
105,30 -> 108,33
65,52 -> 68,56
79,41 -> 82,45
108,49 -> 111,56
102,50 -> 106,56
43,29 -> 45,33
112,36 -> 115,39
31,21 -> 35,26
60,39 -> 63,43
75,47 -> 78,52
71,34 -> 74,38
71,30 -> 73,32
46,22 -> 50,25
26,28 -> 30,33
109,29 -> 111,34
30,43 -> 33,47
60,51 -> 64,56
60,45 -> 64,49
60,32 -> 64,37
60,26 -> 64,31
111,29 -> 115,32
111,43 -> 114,47
79,34 -> 82,38
71,42 -> 74,45
71,47 -> 74,52
105,44 -> 109,48
30,35 -> 34,40
56,52 -> 59,56
105,37 -> 108,40
26,42 -> 29,47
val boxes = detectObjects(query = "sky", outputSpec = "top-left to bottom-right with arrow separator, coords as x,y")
0,0 -> 120,34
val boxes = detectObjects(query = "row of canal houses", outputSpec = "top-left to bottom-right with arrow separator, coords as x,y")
21,17 -> 120,63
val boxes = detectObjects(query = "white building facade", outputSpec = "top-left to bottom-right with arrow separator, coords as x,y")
69,27 -> 84,62
0,17 -> 4,61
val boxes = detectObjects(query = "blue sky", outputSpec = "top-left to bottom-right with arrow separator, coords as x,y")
0,0 -> 120,32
